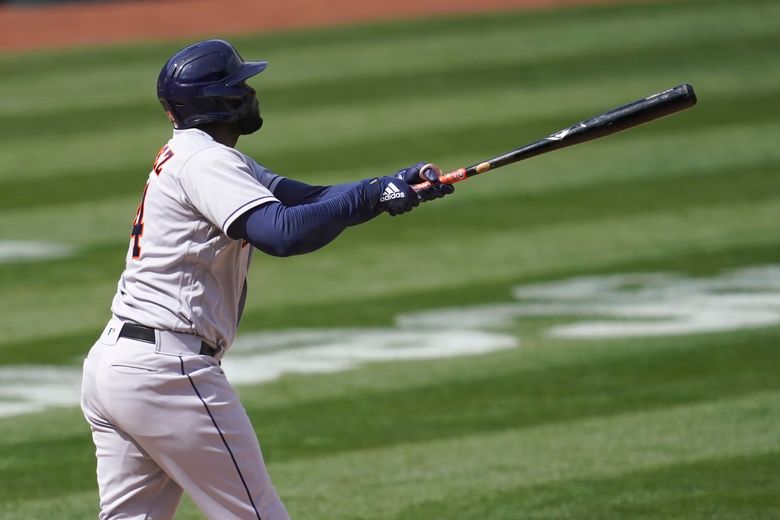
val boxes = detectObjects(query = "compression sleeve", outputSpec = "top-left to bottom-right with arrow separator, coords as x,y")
272,177 -> 361,205
271,177 -> 381,225
228,180 -> 379,257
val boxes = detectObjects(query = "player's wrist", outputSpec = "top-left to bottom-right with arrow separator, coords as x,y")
359,177 -> 382,207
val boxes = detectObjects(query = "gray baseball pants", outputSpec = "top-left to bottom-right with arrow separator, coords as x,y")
80,318 -> 291,520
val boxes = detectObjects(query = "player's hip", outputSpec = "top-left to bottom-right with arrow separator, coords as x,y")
82,318 -> 233,427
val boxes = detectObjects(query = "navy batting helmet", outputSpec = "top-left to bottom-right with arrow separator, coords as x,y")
157,39 -> 268,129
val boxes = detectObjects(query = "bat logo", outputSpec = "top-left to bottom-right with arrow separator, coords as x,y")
548,123 -> 586,141
547,128 -> 572,141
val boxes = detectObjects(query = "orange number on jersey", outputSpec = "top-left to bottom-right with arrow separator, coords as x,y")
132,145 -> 174,258
130,183 -> 149,259
153,145 -> 174,175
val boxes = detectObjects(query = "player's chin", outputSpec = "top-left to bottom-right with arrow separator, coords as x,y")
238,104 -> 263,135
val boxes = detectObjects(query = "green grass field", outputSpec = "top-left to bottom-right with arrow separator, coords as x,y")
1,0 -> 779,518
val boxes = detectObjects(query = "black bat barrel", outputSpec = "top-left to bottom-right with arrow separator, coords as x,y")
465,84 -> 697,177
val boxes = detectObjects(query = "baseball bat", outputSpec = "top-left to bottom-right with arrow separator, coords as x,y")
414,83 -> 697,191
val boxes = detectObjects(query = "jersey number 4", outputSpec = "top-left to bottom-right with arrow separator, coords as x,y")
131,145 -> 175,259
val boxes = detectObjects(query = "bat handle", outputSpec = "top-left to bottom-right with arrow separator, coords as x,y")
412,167 -> 468,192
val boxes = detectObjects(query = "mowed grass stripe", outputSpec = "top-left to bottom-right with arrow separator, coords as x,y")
2,28 -> 776,144
4,111 -> 778,238
248,328 -> 780,461
2,0 -> 778,182
4,391 -> 779,520
234,198 -> 780,310
2,89 -> 779,210
0,490 -> 98,520
394,452 -> 780,519
5,57 -> 779,183
264,392 -> 780,519
1,195 -> 779,347
2,235 -> 780,365
1,0 -> 774,102
6,58 -> 778,183
249,1 -> 776,91
5,323 -> 780,470
2,159 -> 777,292
202,32 -> 780,111
0,327 -> 777,500
1,293 -> 778,443
4,62 -> 778,183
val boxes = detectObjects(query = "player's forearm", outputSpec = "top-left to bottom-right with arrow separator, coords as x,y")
272,178 -> 361,204
230,182 -> 377,257
272,177 -> 381,226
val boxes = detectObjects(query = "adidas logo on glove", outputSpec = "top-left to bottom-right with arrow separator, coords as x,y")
379,182 -> 405,202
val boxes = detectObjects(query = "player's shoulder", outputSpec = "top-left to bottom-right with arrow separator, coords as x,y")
170,129 -> 249,168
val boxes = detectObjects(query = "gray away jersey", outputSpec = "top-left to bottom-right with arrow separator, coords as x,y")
112,128 -> 283,351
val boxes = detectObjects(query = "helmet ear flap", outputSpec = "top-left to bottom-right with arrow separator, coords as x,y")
158,98 -> 177,126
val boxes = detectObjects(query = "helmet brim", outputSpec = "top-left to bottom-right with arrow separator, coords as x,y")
199,60 -> 268,97
228,60 -> 268,84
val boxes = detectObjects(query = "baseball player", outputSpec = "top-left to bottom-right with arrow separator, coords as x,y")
79,39 -> 453,520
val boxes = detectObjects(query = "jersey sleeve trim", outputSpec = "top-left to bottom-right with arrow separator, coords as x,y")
268,175 -> 285,192
222,195 -> 278,233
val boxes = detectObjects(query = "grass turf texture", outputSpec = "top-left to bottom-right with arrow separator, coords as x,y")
1,0 -> 779,517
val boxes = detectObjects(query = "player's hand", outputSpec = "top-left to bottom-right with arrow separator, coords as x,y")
366,176 -> 420,216
394,161 -> 455,201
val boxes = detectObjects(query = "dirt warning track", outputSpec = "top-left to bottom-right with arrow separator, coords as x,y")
0,0 -> 643,52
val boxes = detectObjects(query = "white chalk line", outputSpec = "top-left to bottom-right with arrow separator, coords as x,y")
1,264 -> 779,417
0,241 -> 74,263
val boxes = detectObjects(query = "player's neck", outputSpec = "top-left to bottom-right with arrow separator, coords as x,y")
197,123 -> 240,148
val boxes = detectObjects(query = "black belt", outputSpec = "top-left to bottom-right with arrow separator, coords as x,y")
118,323 -> 219,357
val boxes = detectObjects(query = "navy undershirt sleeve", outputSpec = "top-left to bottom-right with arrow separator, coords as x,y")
271,177 -> 361,205
228,180 -> 380,257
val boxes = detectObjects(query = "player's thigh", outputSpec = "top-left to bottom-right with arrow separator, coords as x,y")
110,354 -> 289,520
90,419 -> 183,520
82,342 -> 184,519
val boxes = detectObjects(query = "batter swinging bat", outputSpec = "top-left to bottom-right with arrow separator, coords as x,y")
414,83 -> 697,191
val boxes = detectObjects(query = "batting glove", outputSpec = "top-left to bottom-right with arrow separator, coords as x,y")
366,176 -> 419,216
394,161 -> 455,201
